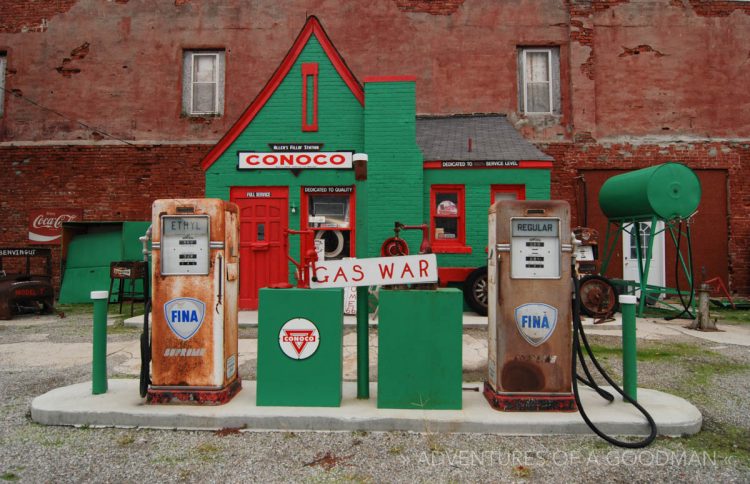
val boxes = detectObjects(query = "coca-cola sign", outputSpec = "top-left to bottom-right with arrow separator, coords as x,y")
28,209 -> 83,244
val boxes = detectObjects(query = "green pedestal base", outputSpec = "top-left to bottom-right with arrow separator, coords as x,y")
257,288 -> 343,407
377,288 -> 463,410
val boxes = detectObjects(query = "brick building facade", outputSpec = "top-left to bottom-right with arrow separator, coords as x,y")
1,1 -> 749,294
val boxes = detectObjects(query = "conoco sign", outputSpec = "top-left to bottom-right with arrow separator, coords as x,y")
238,151 -> 352,169
28,209 -> 83,244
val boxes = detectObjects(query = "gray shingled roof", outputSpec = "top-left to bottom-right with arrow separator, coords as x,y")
416,115 -> 553,162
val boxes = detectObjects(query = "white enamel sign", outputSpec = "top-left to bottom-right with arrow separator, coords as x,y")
238,152 -> 352,169
279,318 -> 320,360
514,303 -> 558,347
309,254 -> 438,289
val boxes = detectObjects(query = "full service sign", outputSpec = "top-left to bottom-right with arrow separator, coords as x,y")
310,254 -> 438,289
238,151 -> 352,169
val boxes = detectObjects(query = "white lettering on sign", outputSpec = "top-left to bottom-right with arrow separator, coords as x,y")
309,254 -> 438,288
238,152 -> 353,169
245,192 -> 272,198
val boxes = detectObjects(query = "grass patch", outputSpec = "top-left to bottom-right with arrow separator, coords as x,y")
117,434 -> 135,446
709,306 -> 750,325
1,472 -> 20,482
107,322 -> 140,335
588,341 -> 705,362
388,445 -> 404,455
666,420 -> 750,466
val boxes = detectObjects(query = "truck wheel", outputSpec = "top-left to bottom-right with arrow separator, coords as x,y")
463,267 -> 488,316
578,274 -> 619,318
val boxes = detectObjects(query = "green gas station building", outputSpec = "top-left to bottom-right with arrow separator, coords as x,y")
200,17 -> 553,311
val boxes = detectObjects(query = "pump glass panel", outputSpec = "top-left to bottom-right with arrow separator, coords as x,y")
510,218 -> 560,279
161,215 -> 210,275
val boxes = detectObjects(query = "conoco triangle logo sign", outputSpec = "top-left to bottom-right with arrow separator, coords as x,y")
283,329 -> 316,355
278,318 -> 320,360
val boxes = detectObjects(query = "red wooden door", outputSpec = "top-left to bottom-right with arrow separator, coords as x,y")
231,187 -> 288,310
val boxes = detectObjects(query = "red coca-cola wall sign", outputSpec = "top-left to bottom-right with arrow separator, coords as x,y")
28,209 -> 83,244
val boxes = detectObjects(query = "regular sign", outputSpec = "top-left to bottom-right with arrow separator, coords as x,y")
309,254 -> 438,289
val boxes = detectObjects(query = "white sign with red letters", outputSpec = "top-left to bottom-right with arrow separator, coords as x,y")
309,254 -> 438,288
238,152 -> 352,169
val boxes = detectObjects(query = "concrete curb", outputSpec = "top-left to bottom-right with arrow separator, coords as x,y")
31,380 -> 701,437
124,313 -> 491,329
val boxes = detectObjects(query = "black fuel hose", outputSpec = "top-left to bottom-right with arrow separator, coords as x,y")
666,221 -> 695,320
139,298 -> 151,398
572,273 -> 658,448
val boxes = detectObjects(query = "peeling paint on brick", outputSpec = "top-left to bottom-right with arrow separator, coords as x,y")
394,0 -> 465,15
619,45 -> 667,57
688,0 -> 750,17
0,0 -> 77,33
55,58 -> 81,77
70,42 -> 90,60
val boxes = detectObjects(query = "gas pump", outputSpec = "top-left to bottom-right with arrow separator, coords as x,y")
142,198 -> 241,404
486,200 -> 657,447
484,200 -> 576,411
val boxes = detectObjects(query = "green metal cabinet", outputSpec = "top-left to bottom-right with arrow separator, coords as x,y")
377,288 -> 463,410
256,287 -> 344,407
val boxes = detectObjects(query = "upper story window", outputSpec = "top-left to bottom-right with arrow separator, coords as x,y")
182,50 -> 225,116
0,53 -> 6,117
518,47 -> 561,115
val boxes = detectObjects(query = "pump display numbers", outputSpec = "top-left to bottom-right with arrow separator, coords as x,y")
161,215 -> 210,275
511,218 -> 560,279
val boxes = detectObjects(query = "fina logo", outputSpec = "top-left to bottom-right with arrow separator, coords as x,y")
514,303 -> 558,347
164,298 -> 206,341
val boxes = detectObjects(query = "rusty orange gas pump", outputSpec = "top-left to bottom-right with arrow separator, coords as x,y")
484,200 -> 576,411
142,198 -> 241,404
486,200 -> 657,447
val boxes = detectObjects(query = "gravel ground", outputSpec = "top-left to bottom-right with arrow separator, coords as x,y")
1,306 -> 749,483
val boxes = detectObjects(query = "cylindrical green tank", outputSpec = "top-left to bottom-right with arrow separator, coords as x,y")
598,163 -> 701,221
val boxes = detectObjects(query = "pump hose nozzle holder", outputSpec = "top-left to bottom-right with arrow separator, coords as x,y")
572,264 -> 658,448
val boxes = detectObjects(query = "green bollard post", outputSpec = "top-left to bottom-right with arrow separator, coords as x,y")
91,290 -> 109,395
619,294 -> 638,401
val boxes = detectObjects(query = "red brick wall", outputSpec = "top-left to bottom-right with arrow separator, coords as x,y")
3,1 -> 746,143
542,141 -> 750,294
0,144 -> 206,287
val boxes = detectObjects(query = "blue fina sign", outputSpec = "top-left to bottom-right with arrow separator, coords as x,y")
514,303 -> 558,347
164,297 -> 206,341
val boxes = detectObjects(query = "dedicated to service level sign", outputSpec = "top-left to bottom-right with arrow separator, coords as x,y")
278,318 -> 320,360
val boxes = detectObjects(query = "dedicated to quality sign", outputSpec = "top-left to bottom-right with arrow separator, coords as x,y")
309,254 -> 438,288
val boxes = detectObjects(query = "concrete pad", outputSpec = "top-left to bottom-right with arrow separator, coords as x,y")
667,323 -> 750,348
31,379 -> 701,437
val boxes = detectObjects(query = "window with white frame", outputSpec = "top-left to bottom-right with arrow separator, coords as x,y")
518,47 -> 561,115
182,50 -> 225,116
0,54 -> 6,117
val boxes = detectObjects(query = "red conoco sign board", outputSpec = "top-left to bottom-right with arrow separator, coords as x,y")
238,152 -> 352,169
28,209 -> 83,244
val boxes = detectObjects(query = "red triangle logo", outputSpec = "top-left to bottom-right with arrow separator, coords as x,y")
283,329 -> 316,355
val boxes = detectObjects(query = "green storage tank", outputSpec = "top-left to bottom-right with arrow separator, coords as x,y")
598,163 -> 701,221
